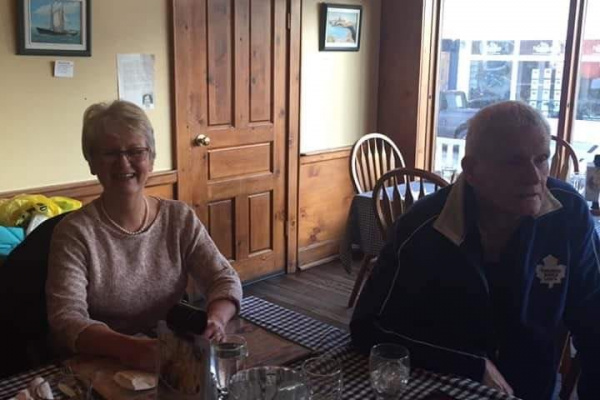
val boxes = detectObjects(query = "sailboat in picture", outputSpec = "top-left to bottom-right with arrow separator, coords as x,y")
36,1 -> 78,36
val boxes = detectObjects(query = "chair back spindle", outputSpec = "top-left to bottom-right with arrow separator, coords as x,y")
550,135 -> 580,181
350,133 -> 406,194
373,168 -> 449,240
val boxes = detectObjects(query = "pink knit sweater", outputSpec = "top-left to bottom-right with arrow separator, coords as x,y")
46,198 -> 242,352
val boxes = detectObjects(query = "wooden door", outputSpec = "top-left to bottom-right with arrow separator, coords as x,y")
173,0 -> 288,282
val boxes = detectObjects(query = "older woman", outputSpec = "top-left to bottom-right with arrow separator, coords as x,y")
46,100 -> 242,371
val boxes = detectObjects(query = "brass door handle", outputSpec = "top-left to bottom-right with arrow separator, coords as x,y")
194,134 -> 211,147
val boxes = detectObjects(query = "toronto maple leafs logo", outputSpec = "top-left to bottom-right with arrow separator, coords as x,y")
535,255 -> 566,289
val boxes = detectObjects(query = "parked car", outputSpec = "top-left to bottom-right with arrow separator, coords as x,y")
436,90 -> 480,139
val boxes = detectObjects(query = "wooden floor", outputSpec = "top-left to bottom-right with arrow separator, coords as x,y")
243,258 -> 358,330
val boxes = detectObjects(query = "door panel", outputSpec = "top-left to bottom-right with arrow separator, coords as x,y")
208,143 -> 272,180
208,199 -> 235,260
250,0 -> 273,122
249,192 -> 272,253
174,0 -> 287,282
207,0 -> 234,126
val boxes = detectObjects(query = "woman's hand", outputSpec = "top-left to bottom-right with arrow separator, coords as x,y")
77,325 -> 158,372
119,337 -> 158,372
482,359 -> 513,395
202,318 -> 226,341
202,299 -> 238,341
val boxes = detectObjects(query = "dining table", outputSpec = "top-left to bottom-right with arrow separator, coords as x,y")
0,296 -> 519,400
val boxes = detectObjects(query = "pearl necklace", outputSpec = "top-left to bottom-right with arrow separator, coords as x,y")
100,196 -> 149,235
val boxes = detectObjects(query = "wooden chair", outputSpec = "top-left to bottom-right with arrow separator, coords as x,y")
347,168 -> 449,308
373,168 -> 449,241
558,332 -> 581,400
550,135 -> 580,181
350,133 -> 406,194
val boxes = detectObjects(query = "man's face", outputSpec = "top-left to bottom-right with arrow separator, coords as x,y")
464,127 -> 550,217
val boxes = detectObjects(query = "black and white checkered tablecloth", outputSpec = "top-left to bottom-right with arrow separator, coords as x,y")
339,192 -> 385,273
0,296 -> 517,400
0,364 -> 65,399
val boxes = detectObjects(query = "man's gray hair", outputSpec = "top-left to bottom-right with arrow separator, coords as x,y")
81,100 -> 156,162
465,101 -> 551,158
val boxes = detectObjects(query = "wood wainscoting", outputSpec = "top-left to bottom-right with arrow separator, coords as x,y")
298,148 -> 355,269
0,170 -> 178,204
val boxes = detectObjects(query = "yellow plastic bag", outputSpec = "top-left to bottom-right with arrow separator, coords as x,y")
50,196 -> 83,213
0,194 -> 81,228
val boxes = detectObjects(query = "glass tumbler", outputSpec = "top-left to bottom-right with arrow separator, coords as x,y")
212,334 -> 248,396
369,343 -> 410,399
228,366 -> 310,400
302,354 -> 343,400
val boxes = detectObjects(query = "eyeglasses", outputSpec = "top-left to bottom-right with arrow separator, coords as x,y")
98,147 -> 150,163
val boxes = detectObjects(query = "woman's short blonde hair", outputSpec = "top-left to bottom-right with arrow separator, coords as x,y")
81,100 -> 156,162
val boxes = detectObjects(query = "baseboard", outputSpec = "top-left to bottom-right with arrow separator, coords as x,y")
298,239 -> 341,269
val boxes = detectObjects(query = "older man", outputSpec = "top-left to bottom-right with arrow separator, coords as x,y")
350,101 -> 600,399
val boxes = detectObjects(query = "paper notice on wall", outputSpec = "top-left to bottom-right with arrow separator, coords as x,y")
117,54 -> 155,110
54,60 -> 74,78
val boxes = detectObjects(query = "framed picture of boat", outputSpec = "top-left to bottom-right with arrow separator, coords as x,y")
319,3 -> 362,51
17,0 -> 91,56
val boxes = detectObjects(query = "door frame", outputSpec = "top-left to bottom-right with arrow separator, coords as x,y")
170,0 -> 302,275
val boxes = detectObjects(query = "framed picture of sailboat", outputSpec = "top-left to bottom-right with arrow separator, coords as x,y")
17,0 -> 91,56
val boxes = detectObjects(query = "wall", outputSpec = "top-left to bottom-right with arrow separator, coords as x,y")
0,0 -> 172,192
299,0 -> 381,153
298,149 -> 354,268
296,0 -> 381,268
377,0 -> 429,168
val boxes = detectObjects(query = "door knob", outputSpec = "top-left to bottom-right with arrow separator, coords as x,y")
194,134 -> 211,147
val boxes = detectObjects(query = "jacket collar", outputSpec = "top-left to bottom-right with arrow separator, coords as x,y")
433,174 -> 563,246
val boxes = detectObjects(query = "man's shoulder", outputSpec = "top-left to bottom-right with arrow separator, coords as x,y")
391,185 -> 452,235
546,177 -> 589,216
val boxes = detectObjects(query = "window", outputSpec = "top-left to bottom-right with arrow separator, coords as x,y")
432,0 -> 586,177
572,1 -> 600,169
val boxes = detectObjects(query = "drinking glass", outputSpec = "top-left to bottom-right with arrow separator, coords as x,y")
302,354 -> 343,400
441,167 -> 457,183
569,171 -> 586,196
32,374 -> 93,400
228,366 -> 310,400
212,334 -> 248,396
369,343 -> 410,399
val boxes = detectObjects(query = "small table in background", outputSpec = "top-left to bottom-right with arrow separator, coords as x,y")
339,182 -> 438,274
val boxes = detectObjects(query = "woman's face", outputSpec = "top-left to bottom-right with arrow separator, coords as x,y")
89,123 -> 154,198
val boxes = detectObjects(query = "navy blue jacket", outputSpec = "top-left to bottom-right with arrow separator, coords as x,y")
350,177 -> 600,399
